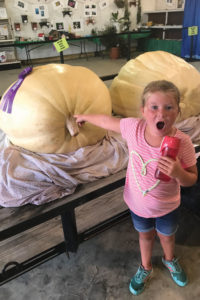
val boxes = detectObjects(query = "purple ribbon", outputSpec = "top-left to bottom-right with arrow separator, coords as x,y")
0,66 -> 32,114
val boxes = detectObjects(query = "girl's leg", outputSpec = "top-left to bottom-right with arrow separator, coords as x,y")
157,232 -> 175,261
157,232 -> 188,287
155,208 -> 179,261
129,229 -> 155,295
139,229 -> 156,270
129,211 -> 155,295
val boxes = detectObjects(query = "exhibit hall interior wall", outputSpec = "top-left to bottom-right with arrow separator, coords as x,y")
3,0 -> 138,61
1,0 -> 185,62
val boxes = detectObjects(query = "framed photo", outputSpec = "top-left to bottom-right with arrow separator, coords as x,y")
56,22 -> 64,30
72,20 -> 83,31
84,3 -> 97,17
15,0 -> 28,11
52,0 -> 62,10
33,4 -> 49,19
68,0 -> 77,8
166,0 -> 173,5
17,1 -> 24,8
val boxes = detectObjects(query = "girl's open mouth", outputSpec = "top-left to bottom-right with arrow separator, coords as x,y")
156,121 -> 165,130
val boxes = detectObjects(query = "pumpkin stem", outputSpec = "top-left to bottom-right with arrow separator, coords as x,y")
66,115 -> 80,137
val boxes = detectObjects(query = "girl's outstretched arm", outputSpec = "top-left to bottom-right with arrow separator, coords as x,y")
74,114 -> 121,133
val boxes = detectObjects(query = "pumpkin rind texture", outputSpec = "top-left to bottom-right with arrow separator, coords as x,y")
110,51 -> 200,122
0,64 -> 112,153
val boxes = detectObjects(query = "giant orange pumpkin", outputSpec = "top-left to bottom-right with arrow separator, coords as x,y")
110,51 -> 200,122
0,64 -> 112,153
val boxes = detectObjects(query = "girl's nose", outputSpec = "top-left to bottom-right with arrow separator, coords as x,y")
158,108 -> 166,117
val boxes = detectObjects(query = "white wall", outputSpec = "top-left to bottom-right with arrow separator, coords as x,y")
5,0 -> 138,60
142,0 -> 185,12
141,0 -> 156,12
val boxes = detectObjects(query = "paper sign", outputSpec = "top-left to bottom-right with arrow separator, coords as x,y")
0,7 -> 8,19
0,24 -> 8,36
53,38 -> 69,52
188,26 -> 198,36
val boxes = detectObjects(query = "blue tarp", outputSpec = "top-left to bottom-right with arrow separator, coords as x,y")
181,0 -> 200,59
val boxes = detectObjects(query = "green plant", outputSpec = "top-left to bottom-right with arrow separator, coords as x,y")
111,11 -> 120,23
111,2 -> 131,32
122,6 -> 131,31
91,28 -> 98,36
111,10 -> 129,28
100,25 -> 119,49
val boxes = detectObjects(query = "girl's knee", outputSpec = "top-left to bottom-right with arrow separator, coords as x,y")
157,232 -> 175,242
139,229 -> 156,240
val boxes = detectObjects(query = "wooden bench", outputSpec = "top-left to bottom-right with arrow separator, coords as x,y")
0,169 -> 129,285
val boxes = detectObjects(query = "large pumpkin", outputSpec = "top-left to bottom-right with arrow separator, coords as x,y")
0,64 -> 112,153
110,51 -> 200,122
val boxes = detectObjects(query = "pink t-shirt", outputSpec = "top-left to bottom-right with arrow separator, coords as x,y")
120,118 -> 196,218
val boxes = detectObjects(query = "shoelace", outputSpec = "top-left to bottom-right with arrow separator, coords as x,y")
166,258 -> 182,273
135,267 -> 151,282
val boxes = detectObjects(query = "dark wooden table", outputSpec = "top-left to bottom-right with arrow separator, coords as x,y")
0,30 -> 152,66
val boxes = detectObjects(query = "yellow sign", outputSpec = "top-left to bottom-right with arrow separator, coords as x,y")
53,38 -> 69,52
188,26 -> 198,36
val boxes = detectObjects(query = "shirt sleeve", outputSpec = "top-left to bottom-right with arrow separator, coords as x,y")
179,133 -> 197,168
120,118 -> 139,141
120,118 -> 127,140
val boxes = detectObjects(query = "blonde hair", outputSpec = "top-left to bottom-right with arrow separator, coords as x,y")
141,80 -> 180,111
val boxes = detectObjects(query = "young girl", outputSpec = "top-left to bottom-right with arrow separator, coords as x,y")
74,80 -> 197,296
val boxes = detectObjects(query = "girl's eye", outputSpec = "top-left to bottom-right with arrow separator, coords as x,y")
151,105 -> 158,110
166,106 -> 173,110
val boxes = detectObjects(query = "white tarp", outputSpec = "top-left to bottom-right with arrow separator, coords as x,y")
0,130 -> 128,207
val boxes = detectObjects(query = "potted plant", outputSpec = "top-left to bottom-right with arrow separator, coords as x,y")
111,3 -> 131,33
100,25 -> 120,59
111,11 -> 126,33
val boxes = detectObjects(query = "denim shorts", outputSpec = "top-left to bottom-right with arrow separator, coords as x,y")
130,208 -> 179,236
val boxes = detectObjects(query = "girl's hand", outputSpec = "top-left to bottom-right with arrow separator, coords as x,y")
157,156 -> 197,186
157,157 -> 182,179
73,115 -> 86,127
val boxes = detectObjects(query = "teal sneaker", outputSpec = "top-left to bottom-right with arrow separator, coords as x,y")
129,265 -> 153,295
162,257 -> 188,287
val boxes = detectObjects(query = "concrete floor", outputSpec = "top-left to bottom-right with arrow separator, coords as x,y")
1,55 -> 200,300
0,56 -> 128,96
1,207 -> 200,300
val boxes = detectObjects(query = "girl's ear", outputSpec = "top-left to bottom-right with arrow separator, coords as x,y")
140,106 -> 145,116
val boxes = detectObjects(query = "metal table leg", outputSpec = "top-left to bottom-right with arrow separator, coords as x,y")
61,210 -> 78,253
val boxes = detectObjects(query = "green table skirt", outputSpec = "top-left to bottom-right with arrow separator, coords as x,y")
138,38 -> 181,56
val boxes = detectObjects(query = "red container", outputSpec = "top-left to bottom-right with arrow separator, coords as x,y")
155,136 -> 180,182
